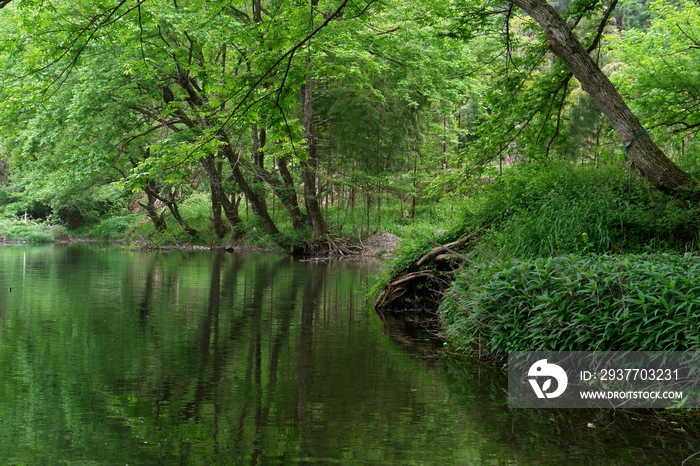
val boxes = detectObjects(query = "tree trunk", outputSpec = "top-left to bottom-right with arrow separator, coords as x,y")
138,185 -> 167,232
248,156 -> 306,230
144,185 -> 198,238
252,124 -> 266,169
201,156 -> 229,239
202,154 -> 245,239
277,156 -> 305,230
221,141 -> 281,238
210,184 -> 228,239
509,0 -> 696,194
301,76 -> 327,240
219,192 -> 244,240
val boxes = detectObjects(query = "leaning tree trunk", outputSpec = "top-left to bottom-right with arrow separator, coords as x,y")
221,141 -> 281,238
144,185 -> 198,238
138,185 -> 167,232
509,0 -> 696,194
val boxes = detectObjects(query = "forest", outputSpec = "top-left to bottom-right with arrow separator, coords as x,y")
0,0 -> 694,250
0,0 -> 699,355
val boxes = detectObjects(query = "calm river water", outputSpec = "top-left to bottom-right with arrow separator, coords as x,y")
0,244 -> 698,465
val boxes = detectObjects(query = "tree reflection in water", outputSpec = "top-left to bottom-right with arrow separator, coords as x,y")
0,245 -> 698,465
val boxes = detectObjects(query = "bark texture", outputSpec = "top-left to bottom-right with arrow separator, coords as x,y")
202,154 -> 244,239
301,77 -> 327,240
248,157 -> 306,231
144,184 -> 199,238
509,0 -> 696,194
201,156 -> 229,239
138,184 -> 167,232
221,141 -> 281,238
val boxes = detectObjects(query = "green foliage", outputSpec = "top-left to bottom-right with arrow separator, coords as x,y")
441,253 -> 700,357
480,164 -> 699,258
0,218 -> 68,242
612,0 -> 700,165
617,0 -> 653,30
90,214 -> 141,240
0,0 -> 695,251
388,163 -> 698,280
0,0 -> 489,249
385,163 -> 700,359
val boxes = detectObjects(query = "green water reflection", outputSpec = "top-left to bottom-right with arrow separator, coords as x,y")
0,244 -> 698,465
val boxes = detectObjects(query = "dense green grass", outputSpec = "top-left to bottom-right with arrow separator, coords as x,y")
0,218 -> 68,243
385,163 -> 699,280
440,254 -> 700,357
379,162 -> 700,357
475,163 -> 698,259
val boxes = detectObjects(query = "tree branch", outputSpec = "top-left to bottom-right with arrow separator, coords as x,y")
585,0 -> 618,54
219,0 -> 351,133
677,23 -> 700,49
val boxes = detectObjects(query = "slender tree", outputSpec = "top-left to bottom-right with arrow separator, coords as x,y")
508,0 -> 696,193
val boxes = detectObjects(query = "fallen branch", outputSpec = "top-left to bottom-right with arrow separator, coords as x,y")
387,270 -> 434,287
434,253 -> 468,262
415,233 -> 477,268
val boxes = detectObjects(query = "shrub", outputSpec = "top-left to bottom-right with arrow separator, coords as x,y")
478,163 -> 698,258
0,221 -> 56,242
440,254 -> 700,358
388,163 -> 699,277
91,214 -> 141,240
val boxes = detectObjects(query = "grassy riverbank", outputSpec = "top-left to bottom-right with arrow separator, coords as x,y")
0,190 -> 457,252
441,254 -> 700,357
379,163 -> 700,359
5,161 -> 700,362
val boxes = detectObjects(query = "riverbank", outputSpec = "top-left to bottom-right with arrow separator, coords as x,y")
440,253 -> 700,358
0,191 -> 420,256
0,224 -> 404,258
376,163 -> 700,360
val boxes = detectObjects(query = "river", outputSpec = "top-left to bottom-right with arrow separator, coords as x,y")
0,244 -> 696,465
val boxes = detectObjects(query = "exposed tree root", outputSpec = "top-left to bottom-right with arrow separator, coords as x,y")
375,232 -> 480,313
300,235 -> 363,257
413,233 -> 476,270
